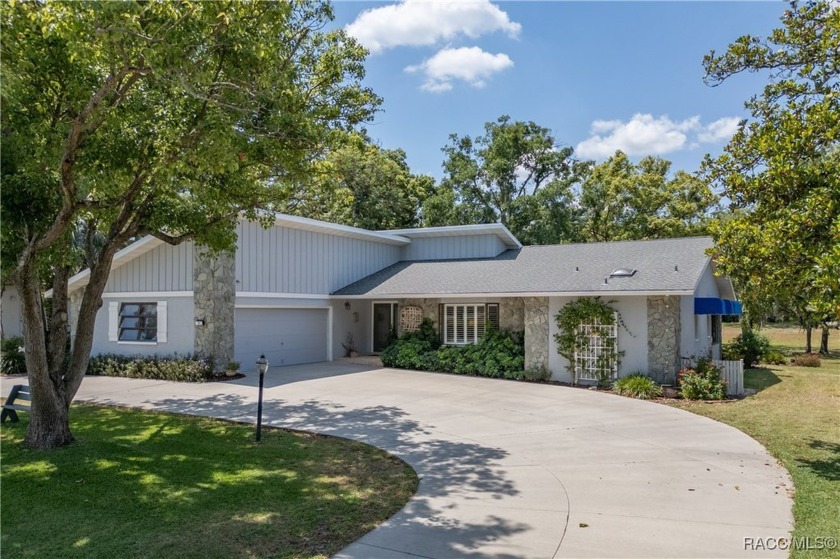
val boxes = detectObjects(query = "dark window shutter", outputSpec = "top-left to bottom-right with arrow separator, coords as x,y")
486,303 -> 500,331
438,304 -> 444,343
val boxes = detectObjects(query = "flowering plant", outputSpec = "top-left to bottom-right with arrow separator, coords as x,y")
678,359 -> 726,400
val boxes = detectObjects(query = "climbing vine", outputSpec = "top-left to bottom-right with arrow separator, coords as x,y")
554,297 -> 628,386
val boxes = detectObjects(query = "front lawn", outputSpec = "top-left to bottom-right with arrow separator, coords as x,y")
671,358 -> 840,558
723,323 -> 839,354
1,405 -> 417,559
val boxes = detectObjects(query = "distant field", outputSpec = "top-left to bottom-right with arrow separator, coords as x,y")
723,323 -> 839,354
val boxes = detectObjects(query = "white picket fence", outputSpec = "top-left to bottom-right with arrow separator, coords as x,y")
681,357 -> 744,396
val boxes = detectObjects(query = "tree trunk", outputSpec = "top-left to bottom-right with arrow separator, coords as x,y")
805,326 -> 812,354
17,263 -> 74,449
819,326 -> 830,356
15,233 -> 122,449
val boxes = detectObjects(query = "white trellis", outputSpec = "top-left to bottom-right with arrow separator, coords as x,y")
400,305 -> 423,333
574,314 -> 618,383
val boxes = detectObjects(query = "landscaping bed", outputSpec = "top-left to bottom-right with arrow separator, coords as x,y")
1,404 -> 418,559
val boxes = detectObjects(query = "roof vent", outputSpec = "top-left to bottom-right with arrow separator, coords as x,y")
609,268 -> 637,278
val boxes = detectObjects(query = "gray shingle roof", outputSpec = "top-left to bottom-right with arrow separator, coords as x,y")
333,237 -> 715,296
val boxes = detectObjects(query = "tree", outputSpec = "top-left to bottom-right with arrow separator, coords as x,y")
1,1 -> 379,449
579,151 -> 718,242
428,115 -> 581,243
702,1 -> 840,349
281,134 -> 434,230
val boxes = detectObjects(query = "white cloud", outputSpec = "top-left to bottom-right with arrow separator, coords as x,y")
405,46 -> 513,92
576,113 -> 741,159
346,0 -> 521,53
697,116 -> 741,143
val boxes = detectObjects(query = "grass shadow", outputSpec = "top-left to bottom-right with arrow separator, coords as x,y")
798,440 -> 840,482
744,367 -> 782,393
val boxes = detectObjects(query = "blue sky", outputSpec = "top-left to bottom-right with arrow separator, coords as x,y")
331,1 -> 786,179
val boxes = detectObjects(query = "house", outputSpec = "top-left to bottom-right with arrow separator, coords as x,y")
60,213 -> 741,381
1,285 -> 24,339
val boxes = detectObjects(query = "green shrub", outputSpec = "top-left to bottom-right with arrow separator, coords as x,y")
678,359 -> 727,400
613,373 -> 663,399
1,337 -> 26,375
762,349 -> 787,365
792,353 -> 821,367
381,327 -> 526,380
87,354 -> 214,382
722,329 -> 770,368
380,337 -> 432,370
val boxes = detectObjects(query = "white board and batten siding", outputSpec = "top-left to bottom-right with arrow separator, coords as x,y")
235,221 -> 402,294
401,234 -> 508,261
104,241 -> 194,293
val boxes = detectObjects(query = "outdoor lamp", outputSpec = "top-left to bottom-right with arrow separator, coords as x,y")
257,355 -> 269,376
255,354 -> 269,441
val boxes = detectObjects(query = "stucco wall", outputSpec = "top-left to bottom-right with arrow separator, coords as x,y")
548,296 -> 649,383
90,295 -> 194,357
332,298 -> 369,358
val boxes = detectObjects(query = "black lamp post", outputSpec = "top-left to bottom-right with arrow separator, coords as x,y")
255,354 -> 269,441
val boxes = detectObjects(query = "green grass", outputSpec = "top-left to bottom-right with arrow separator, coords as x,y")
723,323 -> 839,354
672,330 -> 840,558
1,405 -> 418,559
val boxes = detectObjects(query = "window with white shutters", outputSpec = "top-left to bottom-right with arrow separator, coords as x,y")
443,304 -> 487,345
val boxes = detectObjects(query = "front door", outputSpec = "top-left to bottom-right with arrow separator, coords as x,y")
373,303 -> 397,352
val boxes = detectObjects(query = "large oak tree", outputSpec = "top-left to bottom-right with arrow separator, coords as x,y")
1,0 -> 379,448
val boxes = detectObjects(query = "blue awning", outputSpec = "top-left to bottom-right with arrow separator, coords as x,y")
694,297 -> 743,316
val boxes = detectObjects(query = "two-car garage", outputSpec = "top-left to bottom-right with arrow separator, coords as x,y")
234,308 -> 330,369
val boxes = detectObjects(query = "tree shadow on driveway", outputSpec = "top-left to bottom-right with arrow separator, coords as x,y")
95,392 -> 531,558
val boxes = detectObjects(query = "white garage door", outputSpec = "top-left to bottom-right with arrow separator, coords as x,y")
235,308 -> 329,368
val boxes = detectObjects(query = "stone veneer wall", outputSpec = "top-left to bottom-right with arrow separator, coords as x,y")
523,297 -> 549,370
647,295 -> 681,380
499,297 -> 524,331
193,248 -> 236,371
397,298 -> 439,335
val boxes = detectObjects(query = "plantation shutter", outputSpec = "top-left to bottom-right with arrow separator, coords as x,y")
477,304 -> 487,341
157,301 -> 168,343
486,304 -> 499,331
108,302 -> 119,341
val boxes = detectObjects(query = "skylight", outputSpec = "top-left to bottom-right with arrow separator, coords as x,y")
610,268 -> 637,278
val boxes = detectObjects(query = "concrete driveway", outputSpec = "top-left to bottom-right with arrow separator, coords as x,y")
69,363 -> 793,558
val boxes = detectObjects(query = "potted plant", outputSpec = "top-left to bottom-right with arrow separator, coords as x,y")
225,361 -> 240,377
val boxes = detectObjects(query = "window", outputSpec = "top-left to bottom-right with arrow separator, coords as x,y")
118,303 -> 158,342
443,304 -> 498,345
711,315 -> 721,344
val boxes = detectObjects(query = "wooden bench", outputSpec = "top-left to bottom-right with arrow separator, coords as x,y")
1,385 -> 31,423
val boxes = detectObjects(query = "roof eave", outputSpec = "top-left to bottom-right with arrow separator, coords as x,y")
334,289 -> 697,299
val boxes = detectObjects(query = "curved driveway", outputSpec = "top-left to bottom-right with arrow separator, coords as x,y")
73,362 -> 793,558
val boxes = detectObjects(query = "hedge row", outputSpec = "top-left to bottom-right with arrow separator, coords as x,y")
380,321 -> 548,381
87,353 -> 214,382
